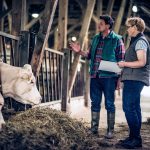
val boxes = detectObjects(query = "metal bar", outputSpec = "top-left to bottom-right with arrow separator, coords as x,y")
51,53 -> 55,100
58,55 -> 62,99
2,36 -> 7,63
53,53 -> 57,100
45,47 -> 64,56
48,52 -> 52,100
44,50 -> 50,102
0,31 -> 19,40
40,64 -> 46,102
10,40 -> 15,65
56,54 -> 59,100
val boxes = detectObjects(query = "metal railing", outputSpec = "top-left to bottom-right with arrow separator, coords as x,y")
0,31 -> 19,65
0,31 -> 86,109
37,48 -> 64,102
0,31 -> 19,110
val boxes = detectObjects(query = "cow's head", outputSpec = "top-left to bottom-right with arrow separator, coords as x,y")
12,64 -> 42,105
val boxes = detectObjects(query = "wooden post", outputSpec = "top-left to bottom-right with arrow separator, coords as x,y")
0,0 -> 3,55
12,0 -> 22,66
21,0 -> 27,30
18,31 -> 30,67
96,0 -> 102,33
12,0 -> 22,36
84,34 -> 90,107
68,0 -> 96,100
61,48 -> 69,111
124,0 -> 133,49
31,0 -> 58,77
0,0 -> 4,31
113,0 -> 126,34
57,0 -> 68,50
106,0 -> 115,15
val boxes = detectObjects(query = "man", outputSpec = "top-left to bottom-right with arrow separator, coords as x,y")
69,15 -> 125,138
117,17 -> 150,149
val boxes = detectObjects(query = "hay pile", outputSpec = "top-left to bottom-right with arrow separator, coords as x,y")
0,108 -> 100,150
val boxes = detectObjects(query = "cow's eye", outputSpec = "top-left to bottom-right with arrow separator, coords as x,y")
30,80 -> 35,84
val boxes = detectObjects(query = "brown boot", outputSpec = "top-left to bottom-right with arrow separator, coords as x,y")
105,112 -> 115,139
91,111 -> 100,134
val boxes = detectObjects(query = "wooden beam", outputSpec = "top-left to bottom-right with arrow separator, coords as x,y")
0,0 -> 3,54
25,11 -> 44,30
75,0 -> 99,24
0,7 -> 12,19
67,21 -> 81,35
31,0 -> 58,77
83,33 -> 90,107
106,0 -> 115,15
11,0 -> 22,36
113,0 -> 126,34
124,0 -> 133,49
18,31 -> 30,66
140,6 -> 150,15
12,0 -> 22,66
96,0 -> 103,33
68,0 -> 96,100
0,0 -> 3,31
21,0 -> 27,30
57,0 -> 68,50
54,27 -> 58,50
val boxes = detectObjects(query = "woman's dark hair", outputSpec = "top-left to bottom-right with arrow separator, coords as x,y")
99,15 -> 114,29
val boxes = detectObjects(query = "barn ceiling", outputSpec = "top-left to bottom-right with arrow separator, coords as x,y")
2,0 -> 150,45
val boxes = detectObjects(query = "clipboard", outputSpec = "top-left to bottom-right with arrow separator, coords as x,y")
98,60 -> 122,73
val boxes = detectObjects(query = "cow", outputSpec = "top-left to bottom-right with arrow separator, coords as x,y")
0,62 -> 42,130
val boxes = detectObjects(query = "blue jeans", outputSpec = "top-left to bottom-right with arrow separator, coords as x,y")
122,80 -> 144,138
90,77 -> 118,112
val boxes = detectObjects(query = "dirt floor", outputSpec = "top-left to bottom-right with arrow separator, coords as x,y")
1,88 -> 150,150
1,106 -> 150,150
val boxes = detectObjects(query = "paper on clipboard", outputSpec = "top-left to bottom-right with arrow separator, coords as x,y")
98,60 -> 122,73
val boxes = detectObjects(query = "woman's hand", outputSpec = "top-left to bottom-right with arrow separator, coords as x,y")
118,61 -> 125,68
69,42 -> 81,53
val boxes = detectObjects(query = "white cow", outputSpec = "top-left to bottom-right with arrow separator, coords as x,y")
0,62 -> 42,129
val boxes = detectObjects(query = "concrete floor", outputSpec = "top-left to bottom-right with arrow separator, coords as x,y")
46,86 -> 150,129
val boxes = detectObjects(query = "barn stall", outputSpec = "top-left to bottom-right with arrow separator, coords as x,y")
0,0 -> 150,149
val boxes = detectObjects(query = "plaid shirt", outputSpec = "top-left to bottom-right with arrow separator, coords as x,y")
88,34 -> 125,78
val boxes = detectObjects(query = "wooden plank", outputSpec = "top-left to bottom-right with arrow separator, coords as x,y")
57,0 -> 68,50
68,0 -> 96,100
31,0 -> 58,77
0,31 -> 19,40
113,0 -> 126,34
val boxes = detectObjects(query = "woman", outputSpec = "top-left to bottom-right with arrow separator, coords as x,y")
116,17 -> 150,149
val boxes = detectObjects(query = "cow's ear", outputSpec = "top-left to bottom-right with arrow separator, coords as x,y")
23,64 -> 32,73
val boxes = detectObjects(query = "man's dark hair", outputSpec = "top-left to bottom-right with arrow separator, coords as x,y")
99,15 -> 114,29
